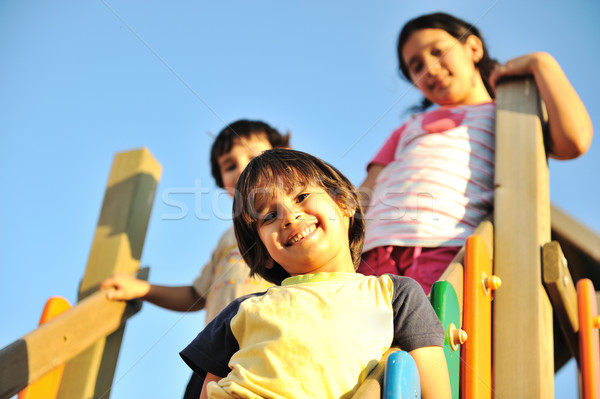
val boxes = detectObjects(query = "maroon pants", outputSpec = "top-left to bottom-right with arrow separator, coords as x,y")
357,246 -> 461,294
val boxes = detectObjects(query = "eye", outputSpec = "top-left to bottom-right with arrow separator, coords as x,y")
431,47 -> 443,57
296,192 -> 310,203
222,162 -> 237,172
410,60 -> 423,75
260,211 -> 277,225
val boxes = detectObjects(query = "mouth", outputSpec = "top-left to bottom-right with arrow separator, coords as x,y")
285,223 -> 318,246
429,76 -> 449,91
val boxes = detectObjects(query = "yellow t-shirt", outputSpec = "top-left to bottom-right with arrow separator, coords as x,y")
181,272 -> 444,399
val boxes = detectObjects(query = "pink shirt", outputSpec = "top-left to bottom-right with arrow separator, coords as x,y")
364,102 -> 495,251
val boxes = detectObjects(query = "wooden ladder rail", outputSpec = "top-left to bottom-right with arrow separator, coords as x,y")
0,148 -> 161,399
493,77 -> 554,398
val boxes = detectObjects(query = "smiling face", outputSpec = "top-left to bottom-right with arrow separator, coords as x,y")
217,134 -> 273,197
401,28 -> 491,106
254,184 -> 355,277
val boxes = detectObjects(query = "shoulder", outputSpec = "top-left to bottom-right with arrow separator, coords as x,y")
219,226 -> 237,246
386,274 -> 424,297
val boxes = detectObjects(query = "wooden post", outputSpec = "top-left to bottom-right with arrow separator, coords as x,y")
493,78 -> 553,398
0,286 -> 144,399
57,148 -> 161,399
542,241 -> 579,366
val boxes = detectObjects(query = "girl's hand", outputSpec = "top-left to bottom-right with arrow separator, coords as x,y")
490,52 -> 592,159
489,52 -> 547,93
100,273 -> 150,301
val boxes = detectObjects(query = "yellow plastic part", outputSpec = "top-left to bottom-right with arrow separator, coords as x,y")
18,296 -> 72,399
577,279 -> 600,399
461,235 -> 495,399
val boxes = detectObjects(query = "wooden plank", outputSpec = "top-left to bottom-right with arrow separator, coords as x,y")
542,241 -> 579,366
18,297 -> 72,399
58,148 -> 161,399
0,290 -> 143,399
551,205 -> 600,265
551,205 -> 600,287
577,279 -> 600,399
352,348 -> 399,399
493,78 -> 554,398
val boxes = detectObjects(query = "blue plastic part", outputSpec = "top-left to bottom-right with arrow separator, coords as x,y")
383,350 -> 421,399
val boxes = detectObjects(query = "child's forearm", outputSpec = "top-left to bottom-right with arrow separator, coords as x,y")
529,53 -> 593,159
409,346 -> 451,399
144,284 -> 206,312
491,52 -> 593,159
200,373 -> 221,399
358,164 -> 385,212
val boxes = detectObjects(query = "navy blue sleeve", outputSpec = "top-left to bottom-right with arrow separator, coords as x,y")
389,275 -> 445,351
180,293 -> 260,378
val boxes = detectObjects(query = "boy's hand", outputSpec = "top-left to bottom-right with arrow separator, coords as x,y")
100,273 -> 150,301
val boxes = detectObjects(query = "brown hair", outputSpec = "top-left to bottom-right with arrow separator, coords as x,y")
397,12 -> 498,111
210,119 -> 291,188
233,149 -> 364,285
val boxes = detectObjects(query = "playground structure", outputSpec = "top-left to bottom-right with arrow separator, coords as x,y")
0,78 -> 599,398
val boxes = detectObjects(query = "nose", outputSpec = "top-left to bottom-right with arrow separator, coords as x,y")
281,205 -> 301,227
424,56 -> 441,77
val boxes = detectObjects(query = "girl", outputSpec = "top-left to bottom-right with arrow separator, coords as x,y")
357,12 -> 593,293
181,149 -> 451,399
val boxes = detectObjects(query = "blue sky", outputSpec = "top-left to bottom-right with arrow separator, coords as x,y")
1,1 -> 598,398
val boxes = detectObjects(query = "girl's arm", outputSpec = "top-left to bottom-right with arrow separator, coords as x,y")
358,163 -> 385,212
200,373 -> 221,399
489,52 -> 593,160
409,346 -> 451,399
100,274 -> 206,312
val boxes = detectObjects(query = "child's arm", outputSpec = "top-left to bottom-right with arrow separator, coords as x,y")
358,163 -> 385,212
489,52 -> 593,160
200,372 -> 221,399
100,274 -> 206,312
409,346 -> 451,399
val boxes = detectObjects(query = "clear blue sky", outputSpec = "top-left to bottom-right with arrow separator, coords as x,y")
1,1 -> 598,398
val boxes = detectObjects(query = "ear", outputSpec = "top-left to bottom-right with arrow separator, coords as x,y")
264,258 -> 274,269
465,34 -> 484,64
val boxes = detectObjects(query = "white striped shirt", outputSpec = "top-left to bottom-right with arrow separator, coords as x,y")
364,102 -> 495,251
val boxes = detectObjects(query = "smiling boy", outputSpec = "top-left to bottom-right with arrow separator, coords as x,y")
180,149 -> 450,399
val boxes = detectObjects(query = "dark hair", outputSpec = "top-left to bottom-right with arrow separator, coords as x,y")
210,119 -> 291,188
397,12 -> 498,111
233,149 -> 365,285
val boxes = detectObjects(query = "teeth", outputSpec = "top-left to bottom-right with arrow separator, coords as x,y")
288,224 -> 316,245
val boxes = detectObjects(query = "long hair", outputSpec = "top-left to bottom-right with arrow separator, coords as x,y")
233,149 -> 365,285
397,12 -> 498,111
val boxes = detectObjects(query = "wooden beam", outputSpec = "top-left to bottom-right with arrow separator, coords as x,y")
57,148 -> 161,399
492,78 -> 554,398
551,205 -> 600,287
542,241 -> 579,367
0,289 -> 143,399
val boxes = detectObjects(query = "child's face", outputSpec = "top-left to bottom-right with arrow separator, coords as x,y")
218,134 -> 273,197
254,184 -> 355,276
401,28 -> 489,106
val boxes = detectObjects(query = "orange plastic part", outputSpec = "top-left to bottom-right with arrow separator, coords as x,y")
461,235 -> 498,399
18,296 -> 72,399
577,279 -> 600,399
